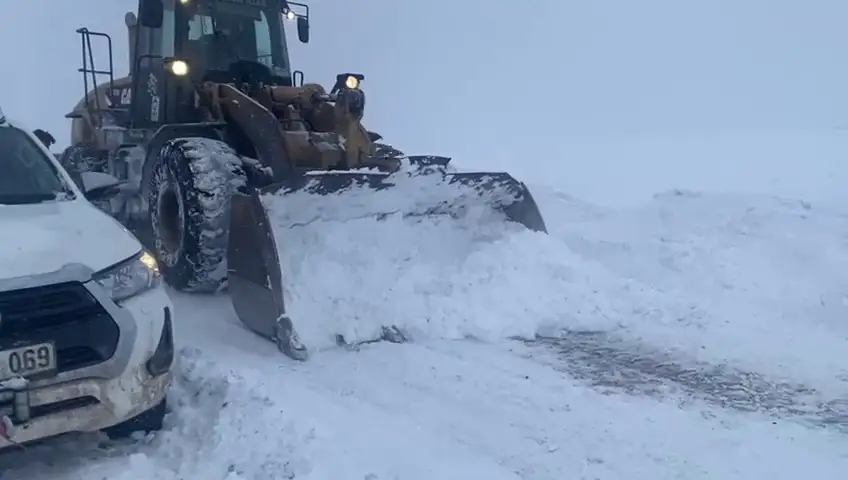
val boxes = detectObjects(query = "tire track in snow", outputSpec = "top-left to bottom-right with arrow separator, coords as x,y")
524,332 -> 848,433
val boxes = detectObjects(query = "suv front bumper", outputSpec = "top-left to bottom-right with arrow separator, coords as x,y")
0,266 -> 175,449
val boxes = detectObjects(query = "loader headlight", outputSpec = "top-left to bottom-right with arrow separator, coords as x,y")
344,75 -> 360,89
167,59 -> 189,76
93,251 -> 161,302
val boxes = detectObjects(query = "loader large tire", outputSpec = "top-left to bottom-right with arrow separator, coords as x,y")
148,138 -> 247,292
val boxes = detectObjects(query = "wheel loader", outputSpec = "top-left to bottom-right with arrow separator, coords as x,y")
58,0 -> 547,360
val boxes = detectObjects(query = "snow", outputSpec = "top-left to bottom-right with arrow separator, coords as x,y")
263,178 -> 848,402
262,171 -> 545,348
544,189 -> 848,400
2,0 -> 848,477
6,296 -> 847,479
4,177 -> 848,479
0,200 -> 140,279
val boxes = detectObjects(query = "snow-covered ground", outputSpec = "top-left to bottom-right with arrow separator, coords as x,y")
3,297 -> 847,480
1,0 -> 844,476
557,189 -> 848,386
2,168 -> 847,479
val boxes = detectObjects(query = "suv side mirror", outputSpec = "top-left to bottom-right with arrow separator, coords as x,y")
138,0 -> 164,28
297,16 -> 309,43
80,171 -> 123,201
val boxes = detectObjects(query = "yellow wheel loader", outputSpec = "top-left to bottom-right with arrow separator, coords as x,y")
58,0 -> 547,360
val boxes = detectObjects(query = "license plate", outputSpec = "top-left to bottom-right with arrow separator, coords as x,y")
0,343 -> 57,381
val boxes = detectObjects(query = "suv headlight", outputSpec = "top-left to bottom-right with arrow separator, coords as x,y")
93,251 -> 161,302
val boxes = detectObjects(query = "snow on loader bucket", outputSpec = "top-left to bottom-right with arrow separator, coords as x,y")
227,168 -> 547,361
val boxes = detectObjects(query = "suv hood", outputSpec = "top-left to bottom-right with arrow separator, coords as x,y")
0,200 -> 141,281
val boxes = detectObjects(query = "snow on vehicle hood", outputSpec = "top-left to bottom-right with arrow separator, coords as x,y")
0,200 -> 141,280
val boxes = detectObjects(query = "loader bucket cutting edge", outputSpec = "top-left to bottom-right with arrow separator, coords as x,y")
227,170 -> 547,354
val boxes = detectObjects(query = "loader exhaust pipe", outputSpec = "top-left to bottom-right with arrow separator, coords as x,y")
125,12 -> 138,76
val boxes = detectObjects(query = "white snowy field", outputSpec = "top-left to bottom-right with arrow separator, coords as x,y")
2,155 -> 848,479
545,188 -> 848,399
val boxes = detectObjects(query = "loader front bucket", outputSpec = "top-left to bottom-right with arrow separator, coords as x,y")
266,170 -> 548,233
226,168 -> 546,358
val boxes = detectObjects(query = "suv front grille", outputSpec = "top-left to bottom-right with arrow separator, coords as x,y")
0,282 -> 119,372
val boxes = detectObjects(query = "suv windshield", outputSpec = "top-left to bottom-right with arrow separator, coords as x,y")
0,126 -> 73,204
181,0 -> 291,78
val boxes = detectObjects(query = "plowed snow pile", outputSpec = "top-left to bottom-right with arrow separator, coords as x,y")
263,172 -> 571,347
267,179 -> 848,398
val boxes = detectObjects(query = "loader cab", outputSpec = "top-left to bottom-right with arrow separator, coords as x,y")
128,0 -> 310,125
177,0 -> 295,82
71,0 -> 309,143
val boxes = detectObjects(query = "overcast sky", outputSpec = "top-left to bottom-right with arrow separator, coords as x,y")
1,0 -> 846,201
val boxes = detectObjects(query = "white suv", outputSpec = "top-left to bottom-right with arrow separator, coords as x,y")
0,107 -> 174,449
